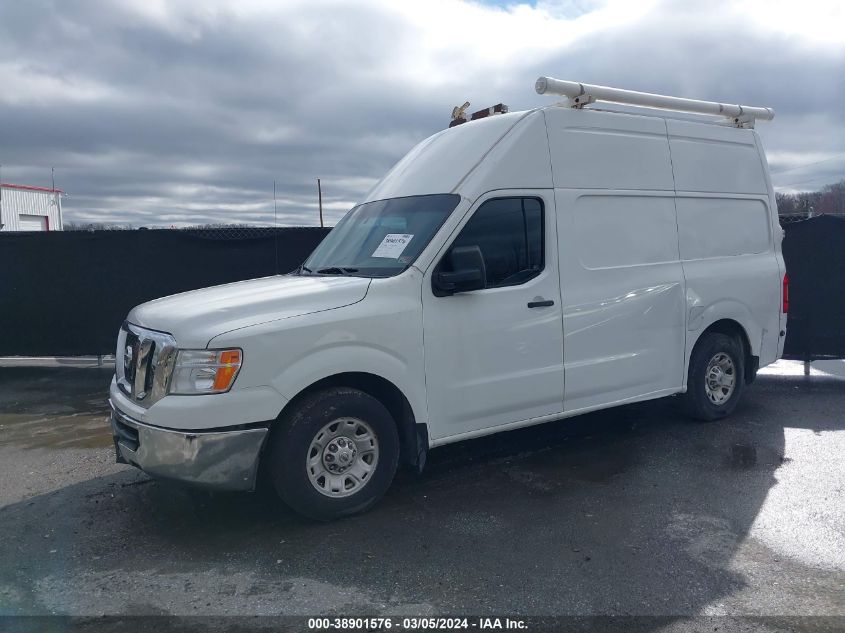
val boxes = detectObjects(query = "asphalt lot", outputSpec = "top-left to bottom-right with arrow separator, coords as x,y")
0,360 -> 843,627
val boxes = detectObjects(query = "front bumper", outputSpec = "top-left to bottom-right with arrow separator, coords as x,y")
110,402 -> 269,491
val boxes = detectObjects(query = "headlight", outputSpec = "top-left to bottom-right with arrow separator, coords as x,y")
169,349 -> 242,395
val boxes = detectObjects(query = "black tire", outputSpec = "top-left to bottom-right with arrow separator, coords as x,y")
267,387 -> 399,521
680,332 -> 746,422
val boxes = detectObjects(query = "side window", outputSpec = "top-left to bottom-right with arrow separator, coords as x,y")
442,197 -> 544,288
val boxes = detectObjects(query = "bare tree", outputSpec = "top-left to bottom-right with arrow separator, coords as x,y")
817,180 -> 845,215
64,221 -> 134,231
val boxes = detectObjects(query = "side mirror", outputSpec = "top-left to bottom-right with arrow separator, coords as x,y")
433,245 -> 487,296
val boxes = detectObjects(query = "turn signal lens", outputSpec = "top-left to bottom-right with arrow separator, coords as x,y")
169,348 -> 243,395
213,350 -> 242,391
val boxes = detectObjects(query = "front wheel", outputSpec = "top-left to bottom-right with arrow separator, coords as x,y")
680,332 -> 745,421
267,387 -> 399,521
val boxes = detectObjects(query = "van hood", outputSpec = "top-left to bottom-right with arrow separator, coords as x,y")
127,275 -> 370,348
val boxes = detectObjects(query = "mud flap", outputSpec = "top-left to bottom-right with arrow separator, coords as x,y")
415,423 -> 429,474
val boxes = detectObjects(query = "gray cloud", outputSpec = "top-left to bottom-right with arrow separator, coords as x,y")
1,0 -> 843,226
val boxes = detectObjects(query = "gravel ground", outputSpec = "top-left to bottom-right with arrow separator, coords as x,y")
0,360 -> 843,629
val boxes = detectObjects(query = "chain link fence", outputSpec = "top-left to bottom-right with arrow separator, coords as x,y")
181,226 -> 327,240
63,225 -> 332,240
779,212 -> 845,225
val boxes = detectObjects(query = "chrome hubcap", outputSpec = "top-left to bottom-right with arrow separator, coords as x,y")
323,436 -> 357,474
705,352 -> 736,405
307,417 -> 378,498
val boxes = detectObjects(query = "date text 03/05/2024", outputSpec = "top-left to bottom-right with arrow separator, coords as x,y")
307,617 -> 528,630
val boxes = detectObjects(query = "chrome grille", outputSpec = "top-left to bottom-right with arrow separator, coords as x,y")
116,322 -> 178,407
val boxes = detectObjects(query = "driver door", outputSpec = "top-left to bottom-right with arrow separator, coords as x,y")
421,192 -> 565,441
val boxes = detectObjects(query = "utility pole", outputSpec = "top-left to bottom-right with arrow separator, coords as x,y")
0,164 -> 4,231
273,180 -> 279,275
51,167 -> 63,229
317,178 -> 324,228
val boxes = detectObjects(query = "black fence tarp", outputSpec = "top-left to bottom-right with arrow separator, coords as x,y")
782,215 -> 845,360
0,228 -> 329,356
1,219 -> 843,359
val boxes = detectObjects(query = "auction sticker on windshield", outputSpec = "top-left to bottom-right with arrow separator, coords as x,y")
372,234 -> 414,258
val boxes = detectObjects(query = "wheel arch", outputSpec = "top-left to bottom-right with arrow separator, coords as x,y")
690,318 -> 758,385
272,372 -> 427,471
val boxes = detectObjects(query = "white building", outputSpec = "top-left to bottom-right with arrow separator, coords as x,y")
0,183 -> 63,231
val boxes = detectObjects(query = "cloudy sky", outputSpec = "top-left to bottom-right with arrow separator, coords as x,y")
1,0 -> 843,227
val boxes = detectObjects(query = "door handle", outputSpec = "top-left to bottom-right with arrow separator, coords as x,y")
527,299 -> 555,308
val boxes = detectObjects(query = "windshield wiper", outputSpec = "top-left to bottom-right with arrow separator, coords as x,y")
292,264 -> 314,276
315,266 -> 359,275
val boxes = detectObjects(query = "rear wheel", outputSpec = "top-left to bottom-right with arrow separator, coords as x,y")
267,387 -> 399,520
680,332 -> 745,421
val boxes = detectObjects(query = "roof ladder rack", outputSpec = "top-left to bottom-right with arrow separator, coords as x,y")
535,77 -> 774,128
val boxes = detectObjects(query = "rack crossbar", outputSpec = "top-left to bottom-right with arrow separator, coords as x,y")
535,77 -> 774,124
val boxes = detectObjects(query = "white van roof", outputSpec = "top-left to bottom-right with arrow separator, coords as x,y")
363,79 -> 773,204
364,110 -> 543,203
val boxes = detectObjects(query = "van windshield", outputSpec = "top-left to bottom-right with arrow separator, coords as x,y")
301,194 -> 461,278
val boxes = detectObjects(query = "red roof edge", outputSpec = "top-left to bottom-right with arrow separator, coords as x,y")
1,182 -> 64,194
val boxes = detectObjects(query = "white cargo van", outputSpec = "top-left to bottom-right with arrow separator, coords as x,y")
109,79 -> 787,519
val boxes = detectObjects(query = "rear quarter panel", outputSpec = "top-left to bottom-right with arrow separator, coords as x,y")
667,119 -> 782,376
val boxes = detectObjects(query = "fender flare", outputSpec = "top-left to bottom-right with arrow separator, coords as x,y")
271,345 -> 429,469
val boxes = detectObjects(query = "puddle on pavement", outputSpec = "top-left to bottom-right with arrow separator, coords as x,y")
726,443 -> 758,470
0,367 -> 115,449
0,412 -> 113,449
